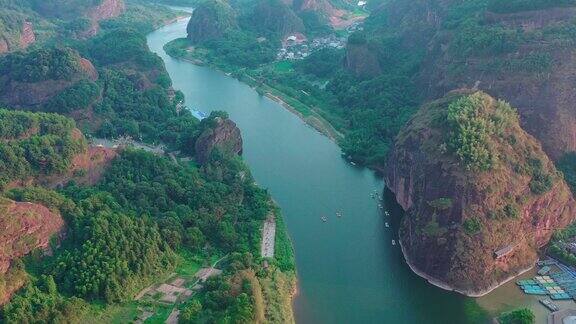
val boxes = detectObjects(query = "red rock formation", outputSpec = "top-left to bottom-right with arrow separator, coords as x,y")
195,117 -> 243,164
83,0 -> 126,36
0,38 -> 8,54
0,198 -> 64,274
386,91 -> 576,296
18,21 -> 35,49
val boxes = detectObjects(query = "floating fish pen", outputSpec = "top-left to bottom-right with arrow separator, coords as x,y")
538,266 -> 552,275
551,293 -> 572,300
517,279 -> 537,286
539,299 -> 560,312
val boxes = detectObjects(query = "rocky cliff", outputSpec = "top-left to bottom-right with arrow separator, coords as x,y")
84,0 -> 126,36
249,0 -> 305,36
186,0 -> 237,44
0,198 -> 64,274
386,91 -> 576,296
344,40 -> 381,78
0,21 -> 36,54
421,5 -> 576,160
195,116 -> 243,164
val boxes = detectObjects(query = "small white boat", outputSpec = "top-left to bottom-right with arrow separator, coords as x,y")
385,222 -> 389,227
392,240 -> 396,245
350,161 -> 356,166
321,216 -> 327,222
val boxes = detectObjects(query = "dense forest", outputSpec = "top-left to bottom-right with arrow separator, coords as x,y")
0,1 -> 295,323
0,109 -> 86,188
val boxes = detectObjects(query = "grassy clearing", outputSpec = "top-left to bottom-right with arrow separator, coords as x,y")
144,304 -> 174,324
273,61 -> 294,73
84,302 -> 139,324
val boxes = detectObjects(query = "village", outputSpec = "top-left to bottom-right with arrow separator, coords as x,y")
276,21 -> 364,61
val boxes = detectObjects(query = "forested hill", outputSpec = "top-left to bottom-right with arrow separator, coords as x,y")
0,2 -> 296,323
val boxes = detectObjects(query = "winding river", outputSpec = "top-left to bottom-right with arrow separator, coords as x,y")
147,16 -> 487,324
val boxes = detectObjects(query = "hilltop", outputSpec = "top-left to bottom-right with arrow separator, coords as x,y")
386,91 -> 576,295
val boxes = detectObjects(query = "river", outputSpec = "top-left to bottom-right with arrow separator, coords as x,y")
146,17 -> 490,324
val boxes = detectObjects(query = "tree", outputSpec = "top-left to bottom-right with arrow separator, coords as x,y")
499,308 -> 535,324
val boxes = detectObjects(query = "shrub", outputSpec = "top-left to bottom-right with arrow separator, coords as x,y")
498,307 -> 535,324
463,218 -> 482,234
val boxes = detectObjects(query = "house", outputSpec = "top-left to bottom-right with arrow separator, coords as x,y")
494,244 -> 516,259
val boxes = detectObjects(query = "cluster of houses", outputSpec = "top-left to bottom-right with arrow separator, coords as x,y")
276,33 -> 348,61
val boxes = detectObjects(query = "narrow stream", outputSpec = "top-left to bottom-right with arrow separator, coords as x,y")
147,17 -> 483,323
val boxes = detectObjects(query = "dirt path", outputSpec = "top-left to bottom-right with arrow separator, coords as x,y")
261,215 -> 276,258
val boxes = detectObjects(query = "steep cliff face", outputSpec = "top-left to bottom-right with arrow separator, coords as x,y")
84,0 -> 126,36
249,0 -> 305,36
195,116 -> 243,165
0,197 -> 64,275
0,21 -> 35,54
186,0 -> 237,44
420,5 -> 576,160
29,0 -> 124,37
344,42 -> 381,78
87,0 -> 125,21
386,91 -> 576,296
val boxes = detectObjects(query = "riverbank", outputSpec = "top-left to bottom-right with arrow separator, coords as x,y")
163,37 -> 345,142
399,238 -> 536,298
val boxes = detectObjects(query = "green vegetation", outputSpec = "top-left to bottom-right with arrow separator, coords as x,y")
1,275 -> 88,323
0,109 -> 86,188
498,307 -> 535,324
0,47 -> 82,83
488,0 -> 576,13
428,198 -> 453,210
44,80 -> 101,113
0,4 -> 295,323
53,192 -> 176,303
549,222 -> 576,267
446,93 -> 517,171
463,218 -> 482,234
527,158 -> 554,194
101,2 -> 187,33
557,152 -> 576,193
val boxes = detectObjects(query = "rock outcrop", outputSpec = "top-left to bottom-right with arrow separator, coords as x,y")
344,41 -> 381,78
249,0 -> 305,36
0,48 -> 98,109
386,91 -> 576,296
88,0 -> 125,22
18,21 -> 35,49
84,0 -> 126,36
195,116 -> 243,164
0,198 -> 64,274
186,0 -> 237,44
0,197 -> 65,304
0,21 -> 35,54
420,5 -> 576,160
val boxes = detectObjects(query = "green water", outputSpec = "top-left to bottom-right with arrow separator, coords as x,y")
146,17 -> 487,324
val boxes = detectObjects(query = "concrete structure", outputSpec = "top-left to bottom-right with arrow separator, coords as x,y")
548,309 -> 576,324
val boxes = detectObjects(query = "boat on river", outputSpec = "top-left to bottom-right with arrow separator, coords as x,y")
392,240 -> 396,245
321,216 -> 328,222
